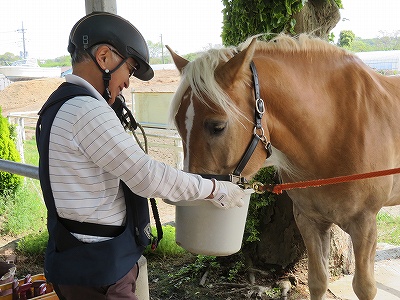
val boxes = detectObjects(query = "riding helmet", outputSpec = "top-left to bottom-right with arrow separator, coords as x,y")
68,12 -> 154,81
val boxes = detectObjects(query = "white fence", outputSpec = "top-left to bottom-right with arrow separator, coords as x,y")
7,111 -> 184,169
0,74 -> 12,90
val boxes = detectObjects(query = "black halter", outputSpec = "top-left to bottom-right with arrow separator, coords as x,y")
200,61 -> 272,184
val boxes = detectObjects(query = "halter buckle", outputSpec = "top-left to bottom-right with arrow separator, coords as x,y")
255,98 -> 265,115
229,174 -> 244,185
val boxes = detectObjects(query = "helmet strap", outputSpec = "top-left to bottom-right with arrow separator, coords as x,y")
88,51 -> 127,102
102,69 -> 112,101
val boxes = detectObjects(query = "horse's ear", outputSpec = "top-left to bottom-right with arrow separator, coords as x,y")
215,38 -> 257,88
166,45 -> 189,74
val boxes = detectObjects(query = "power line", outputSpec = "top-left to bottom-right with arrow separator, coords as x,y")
0,30 -> 18,34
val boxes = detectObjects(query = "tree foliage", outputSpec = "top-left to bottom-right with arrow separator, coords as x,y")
364,31 -> 400,51
39,55 -> 71,67
0,52 -> 21,66
0,108 -> 22,195
0,53 -> 71,67
221,0 -> 343,46
338,30 -> 400,52
337,30 -> 355,48
147,40 -> 164,59
221,0 -> 305,46
146,40 -> 174,64
222,0 -> 343,46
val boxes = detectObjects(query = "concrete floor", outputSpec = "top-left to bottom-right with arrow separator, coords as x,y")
329,243 -> 400,299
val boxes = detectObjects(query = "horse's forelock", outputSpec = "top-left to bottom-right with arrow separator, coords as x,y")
169,46 -> 242,126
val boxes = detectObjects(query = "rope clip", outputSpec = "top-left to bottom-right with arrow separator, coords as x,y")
230,174 -> 266,194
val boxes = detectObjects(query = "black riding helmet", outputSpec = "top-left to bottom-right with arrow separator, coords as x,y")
68,12 -> 154,81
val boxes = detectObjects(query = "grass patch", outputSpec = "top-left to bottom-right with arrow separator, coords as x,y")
376,212 -> 400,245
16,231 -> 48,256
0,184 -> 46,236
16,224 -> 185,259
23,137 -> 39,166
144,225 -> 186,257
0,136 -> 45,236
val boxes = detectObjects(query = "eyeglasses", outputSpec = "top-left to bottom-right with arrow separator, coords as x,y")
109,47 -> 137,77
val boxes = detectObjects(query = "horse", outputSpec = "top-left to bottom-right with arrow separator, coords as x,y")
166,34 -> 400,300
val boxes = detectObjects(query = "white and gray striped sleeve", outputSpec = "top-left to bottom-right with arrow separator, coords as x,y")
72,99 -> 213,202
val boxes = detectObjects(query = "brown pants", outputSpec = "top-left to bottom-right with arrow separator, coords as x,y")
53,264 -> 139,300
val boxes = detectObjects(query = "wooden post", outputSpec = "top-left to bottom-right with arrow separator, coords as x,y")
85,0 -> 117,14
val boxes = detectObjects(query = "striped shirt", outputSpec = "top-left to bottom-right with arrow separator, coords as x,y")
48,75 -> 213,242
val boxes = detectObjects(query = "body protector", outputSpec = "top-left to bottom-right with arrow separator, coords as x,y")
36,82 -> 151,286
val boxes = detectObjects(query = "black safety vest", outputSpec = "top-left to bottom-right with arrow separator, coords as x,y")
36,82 -> 151,286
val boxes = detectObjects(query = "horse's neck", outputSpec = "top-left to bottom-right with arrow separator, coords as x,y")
255,51 -> 400,177
256,54 -> 334,172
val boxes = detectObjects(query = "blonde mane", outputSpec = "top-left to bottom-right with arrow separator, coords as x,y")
245,33 -> 351,55
169,46 -> 238,125
169,33 -> 353,125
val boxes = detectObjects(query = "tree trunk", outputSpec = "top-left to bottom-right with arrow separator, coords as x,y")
244,192 -> 305,269
244,192 -> 355,276
293,0 -> 341,40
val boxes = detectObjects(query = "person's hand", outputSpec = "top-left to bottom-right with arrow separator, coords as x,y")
208,179 -> 246,209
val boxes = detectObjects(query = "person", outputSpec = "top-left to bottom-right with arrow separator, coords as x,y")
35,11 -> 247,300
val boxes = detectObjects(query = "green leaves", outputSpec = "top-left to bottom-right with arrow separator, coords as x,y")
0,111 -> 22,195
243,167 -> 277,244
221,0 -> 343,46
221,0 -> 305,46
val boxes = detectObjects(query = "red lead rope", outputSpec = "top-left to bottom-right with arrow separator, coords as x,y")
261,167 -> 400,194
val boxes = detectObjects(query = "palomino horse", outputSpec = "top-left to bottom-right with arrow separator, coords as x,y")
166,34 -> 400,299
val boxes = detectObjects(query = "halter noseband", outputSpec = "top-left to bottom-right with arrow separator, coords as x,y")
200,61 -> 272,185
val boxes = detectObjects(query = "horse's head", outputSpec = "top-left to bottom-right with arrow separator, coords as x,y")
167,39 -> 270,179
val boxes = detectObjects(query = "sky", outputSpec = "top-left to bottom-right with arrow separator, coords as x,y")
331,0 -> 400,40
0,0 -> 399,60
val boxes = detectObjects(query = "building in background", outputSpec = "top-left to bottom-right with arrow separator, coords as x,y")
356,50 -> 400,75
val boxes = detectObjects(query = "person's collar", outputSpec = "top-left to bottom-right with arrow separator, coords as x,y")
65,74 -> 104,101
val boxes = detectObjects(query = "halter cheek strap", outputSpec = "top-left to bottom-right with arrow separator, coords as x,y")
232,61 -> 272,176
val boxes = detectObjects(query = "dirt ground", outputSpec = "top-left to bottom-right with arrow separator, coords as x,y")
0,69 -> 181,116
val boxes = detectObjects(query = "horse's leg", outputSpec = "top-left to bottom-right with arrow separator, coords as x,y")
293,205 -> 331,300
347,213 -> 377,300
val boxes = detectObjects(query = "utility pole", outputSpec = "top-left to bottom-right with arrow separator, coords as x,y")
17,22 -> 27,59
160,34 -> 164,64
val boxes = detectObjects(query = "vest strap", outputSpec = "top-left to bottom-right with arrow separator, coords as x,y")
58,217 -> 125,237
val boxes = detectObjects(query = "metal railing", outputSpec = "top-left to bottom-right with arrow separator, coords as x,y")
0,159 -> 38,179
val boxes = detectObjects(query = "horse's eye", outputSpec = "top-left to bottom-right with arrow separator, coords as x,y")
213,124 -> 225,134
205,121 -> 227,136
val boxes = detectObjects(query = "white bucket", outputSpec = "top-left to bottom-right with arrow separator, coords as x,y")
165,190 -> 252,256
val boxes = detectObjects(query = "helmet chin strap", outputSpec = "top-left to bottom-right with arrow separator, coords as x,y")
102,68 -> 112,101
88,51 -> 127,103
